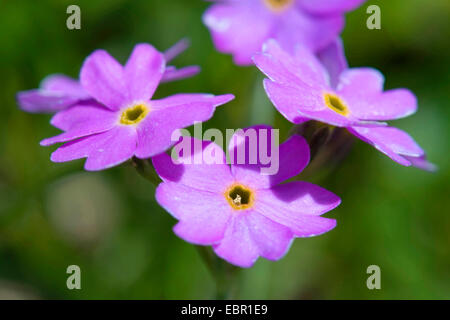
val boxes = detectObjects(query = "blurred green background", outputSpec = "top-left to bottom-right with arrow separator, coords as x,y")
0,0 -> 449,299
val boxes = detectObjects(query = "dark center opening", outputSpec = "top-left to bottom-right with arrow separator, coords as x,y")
328,95 -> 346,113
324,93 -> 349,116
125,105 -> 145,121
229,186 -> 251,206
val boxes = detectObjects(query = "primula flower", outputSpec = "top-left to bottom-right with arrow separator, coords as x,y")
40,43 -> 234,171
203,0 -> 365,65
253,40 -> 434,169
17,39 -> 201,113
153,125 -> 340,267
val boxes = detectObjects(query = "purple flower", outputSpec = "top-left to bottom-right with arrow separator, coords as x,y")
40,43 -> 234,171
17,39 -> 201,113
153,125 -> 340,267
203,0 -> 365,66
254,40 -> 434,169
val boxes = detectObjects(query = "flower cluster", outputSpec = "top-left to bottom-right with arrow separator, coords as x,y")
17,39 -> 200,114
154,126 -> 340,267
18,1 -> 434,268
253,40 -> 435,169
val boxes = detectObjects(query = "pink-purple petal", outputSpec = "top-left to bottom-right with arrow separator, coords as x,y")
161,65 -> 201,83
263,80 -> 322,114
50,126 -> 137,171
229,126 -> 310,189
300,0 -> 366,15
292,45 -> 331,86
348,126 -> 425,166
263,79 -> 357,127
213,214 -> 260,268
362,88 -> 417,120
256,40 -> 329,87
124,43 -> 165,102
245,212 -> 294,261
150,93 -> 234,111
163,38 -> 190,63
337,67 -> 384,94
41,74 -> 89,97
403,155 -> 437,172
17,75 -> 90,113
42,103 -> 118,143
41,122 -> 114,147
337,69 -> 417,121
253,52 -> 305,86
317,38 -> 348,89
274,7 -> 344,54
156,182 -> 232,245
257,181 -> 341,216
152,138 -> 234,193
136,95 -> 232,158
203,1 -> 273,65
80,49 -> 128,110
253,182 -> 339,236
17,90 -> 82,114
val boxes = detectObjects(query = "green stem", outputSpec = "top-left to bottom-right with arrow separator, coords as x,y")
131,158 -> 240,298
196,246 -> 241,300
131,157 -> 162,186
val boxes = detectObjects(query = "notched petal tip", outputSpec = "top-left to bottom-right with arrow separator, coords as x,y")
49,148 -> 80,163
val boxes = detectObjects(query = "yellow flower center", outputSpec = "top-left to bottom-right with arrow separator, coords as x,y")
225,184 -> 255,211
263,0 -> 294,13
323,93 -> 350,117
120,104 -> 150,125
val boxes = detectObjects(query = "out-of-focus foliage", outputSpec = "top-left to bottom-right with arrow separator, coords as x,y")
0,0 -> 449,299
